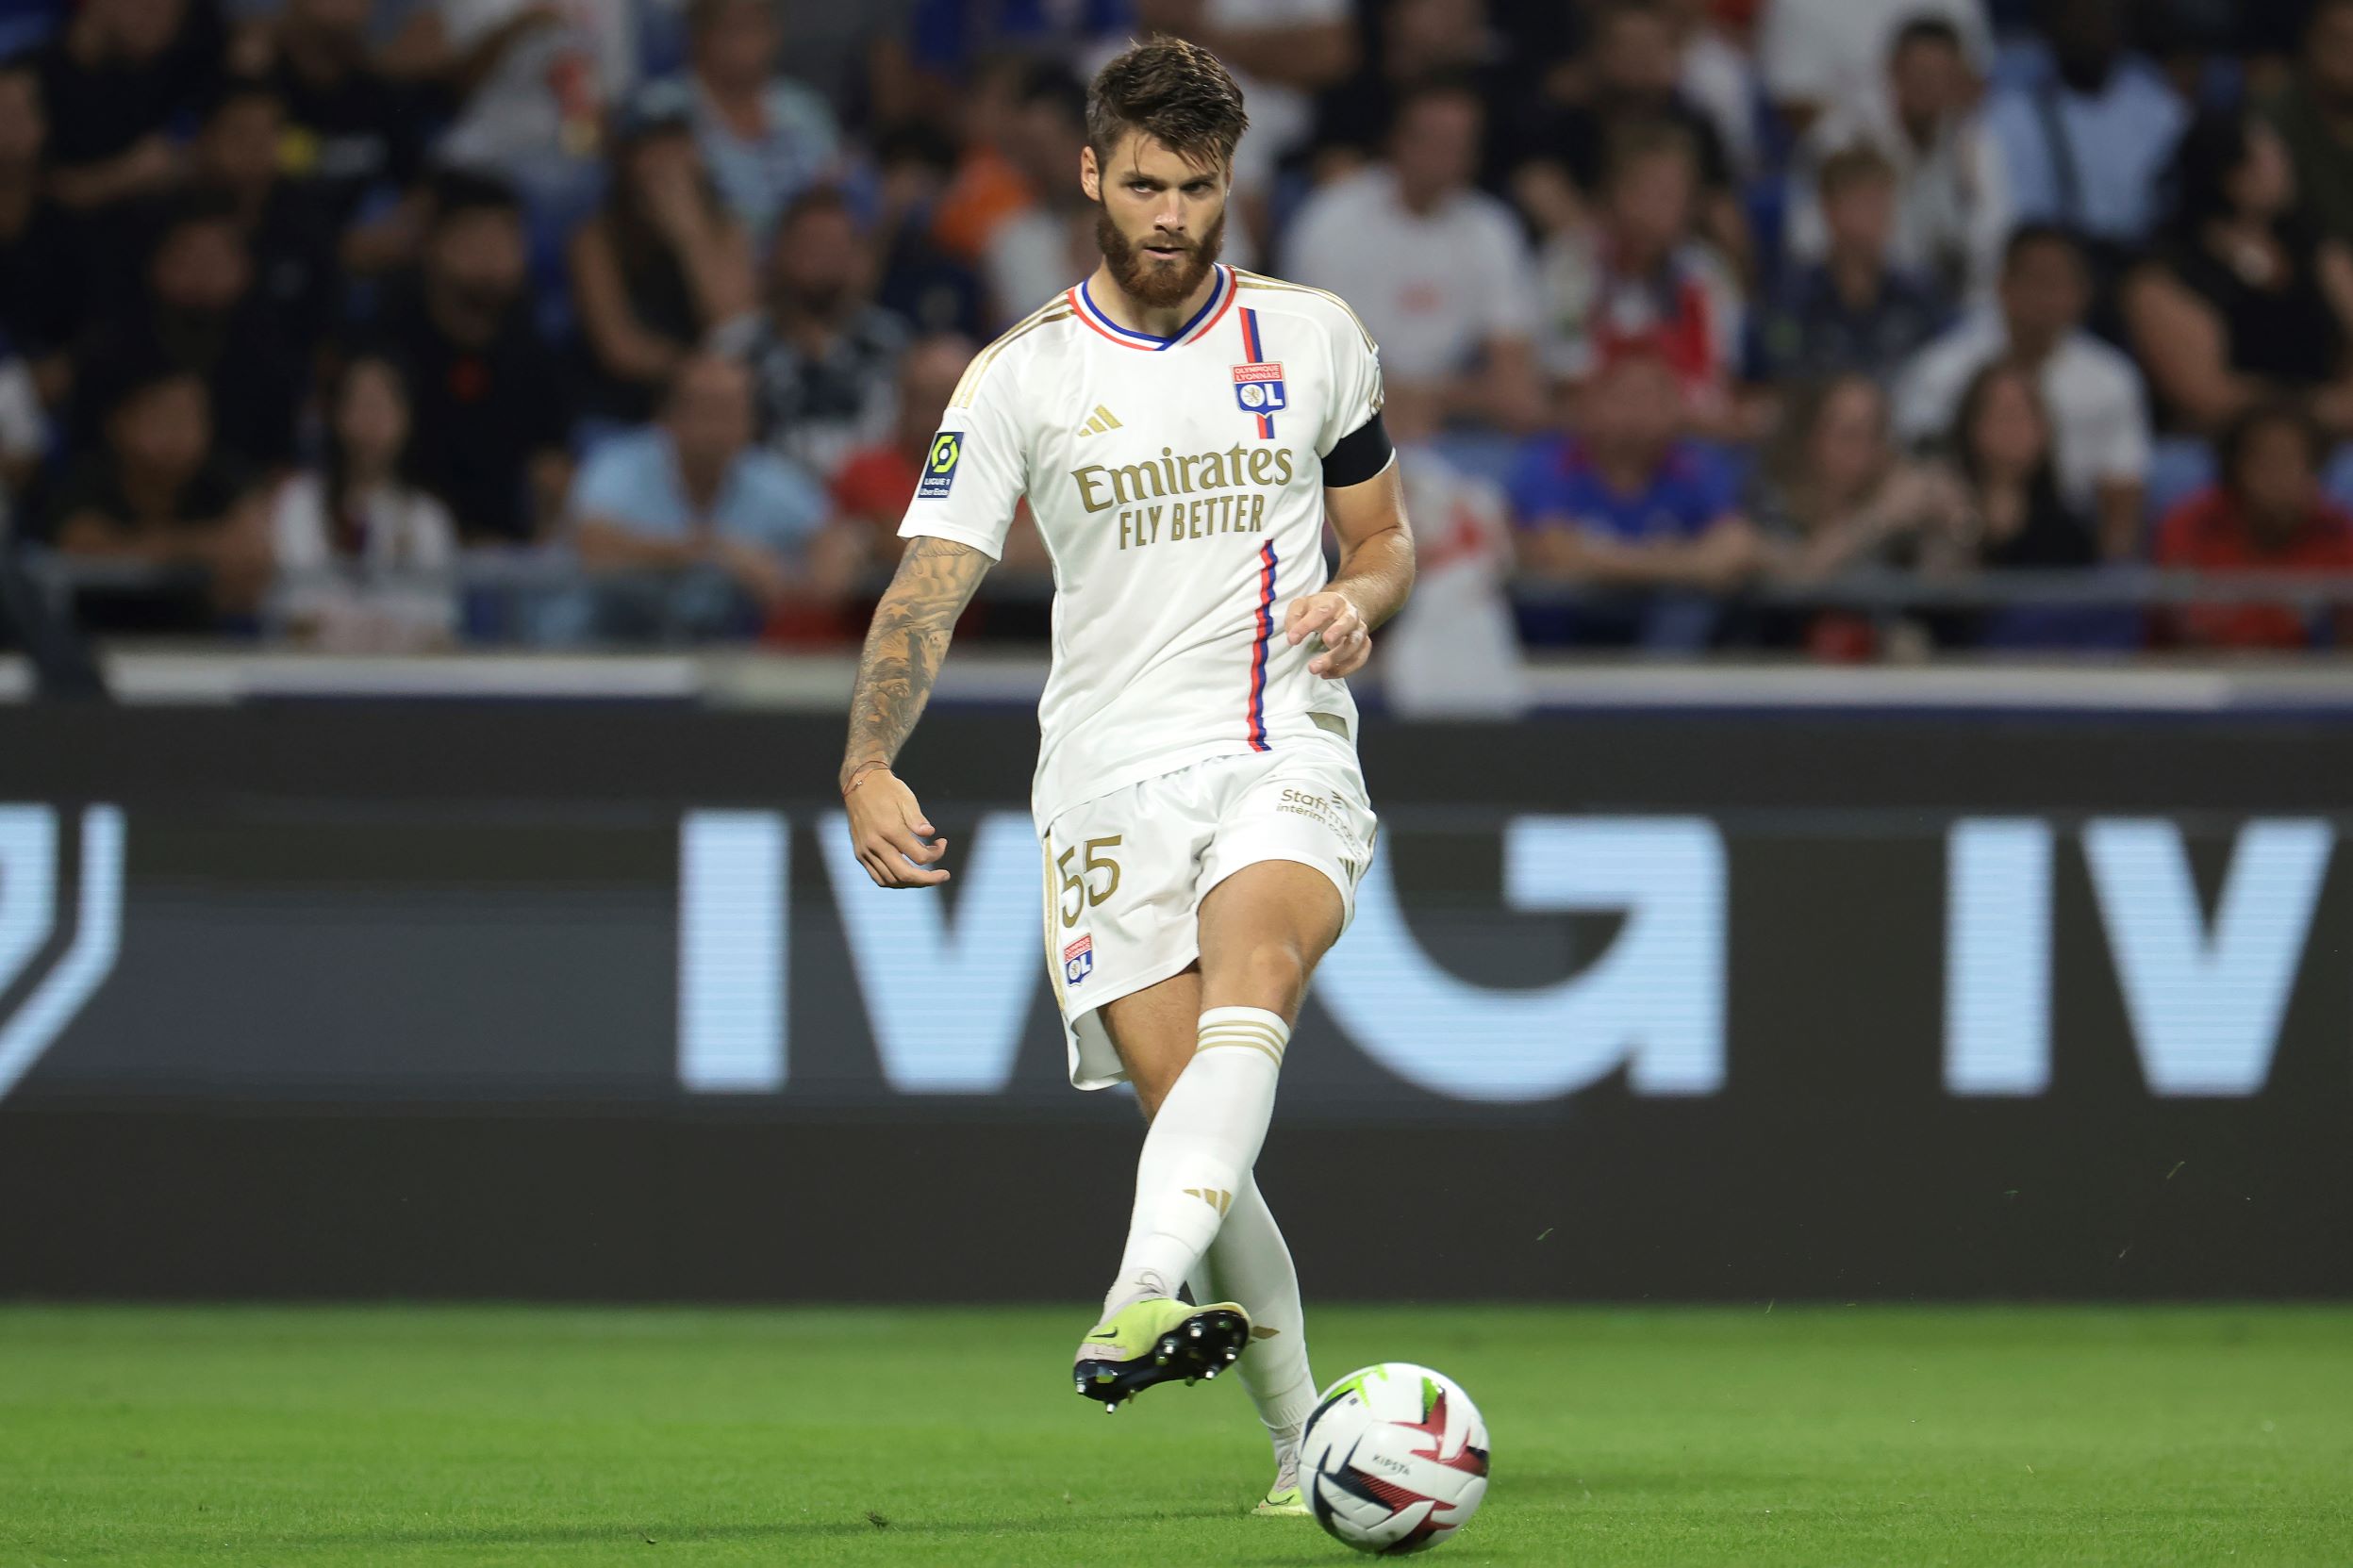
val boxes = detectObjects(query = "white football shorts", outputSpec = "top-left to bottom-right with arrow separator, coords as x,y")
1037,734 -> 1378,1091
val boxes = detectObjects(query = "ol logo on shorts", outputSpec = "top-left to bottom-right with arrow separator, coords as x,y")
918,431 -> 964,498
1063,933 -> 1093,986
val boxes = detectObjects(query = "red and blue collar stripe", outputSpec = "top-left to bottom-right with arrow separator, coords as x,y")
1069,263 -> 1234,350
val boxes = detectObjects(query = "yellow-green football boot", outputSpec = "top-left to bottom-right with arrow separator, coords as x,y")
1253,1447 -> 1307,1515
1253,1486 -> 1308,1517
1072,1296 -> 1251,1411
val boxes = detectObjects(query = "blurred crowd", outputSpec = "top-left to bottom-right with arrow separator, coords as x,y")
4,0 -> 2353,657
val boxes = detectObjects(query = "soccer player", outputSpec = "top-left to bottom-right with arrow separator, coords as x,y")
837,38 -> 1413,1516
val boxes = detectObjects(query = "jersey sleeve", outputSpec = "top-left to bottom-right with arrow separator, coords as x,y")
1317,308 -> 1384,460
896,361 -> 1028,561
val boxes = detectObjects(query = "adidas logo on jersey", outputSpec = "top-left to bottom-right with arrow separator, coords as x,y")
1076,404 -> 1122,437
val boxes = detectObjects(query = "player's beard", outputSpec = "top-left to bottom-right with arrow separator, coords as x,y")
1096,208 -> 1225,310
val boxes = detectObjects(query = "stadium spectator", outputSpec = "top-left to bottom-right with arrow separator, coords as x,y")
260,0 -> 428,246
365,171 -> 572,544
1379,382 -> 1528,717
1926,359 -> 2097,570
925,52 -> 1036,270
1286,77 -> 1544,432
2152,400 -> 2353,649
1786,16 -> 2010,303
1509,349 -> 1759,648
1516,0 -> 1748,269
268,353 -> 459,650
75,188 -> 307,472
1752,373 -> 1958,583
0,346 -> 43,498
750,186 -> 913,480
0,56 -> 87,404
1895,224 -> 2150,559
1661,0 -> 1764,185
426,0 -> 638,215
569,84 -> 758,422
984,64 -> 1094,327
194,78 -> 340,359
829,332 -> 971,550
41,367 -> 270,630
2262,0 -> 2353,251
826,330 -> 1049,586
569,352 -> 835,638
869,119 -> 991,338
1308,0 -> 1511,180
1985,0 -> 2187,278
1762,145 -> 1948,385
1543,120 -> 1748,437
677,0 -> 841,249
39,0 -> 226,213
2124,111 -> 2353,439
1756,0 -> 1989,135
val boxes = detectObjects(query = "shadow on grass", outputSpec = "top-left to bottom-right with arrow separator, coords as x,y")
251,1505 -> 1240,1552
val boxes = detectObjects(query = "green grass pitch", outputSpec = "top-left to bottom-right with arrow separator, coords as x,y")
3,1305 -> 2349,1566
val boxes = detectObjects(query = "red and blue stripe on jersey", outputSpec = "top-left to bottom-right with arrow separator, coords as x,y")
1246,540 -> 1276,751
1237,306 -> 1275,439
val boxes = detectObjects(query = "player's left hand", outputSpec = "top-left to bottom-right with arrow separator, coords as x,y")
1284,590 -> 1371,679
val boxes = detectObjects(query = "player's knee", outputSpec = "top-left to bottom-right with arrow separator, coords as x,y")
1220,935 -> 1311,1016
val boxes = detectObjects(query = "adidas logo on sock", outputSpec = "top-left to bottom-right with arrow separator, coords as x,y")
1183,1186 -> 1234,1216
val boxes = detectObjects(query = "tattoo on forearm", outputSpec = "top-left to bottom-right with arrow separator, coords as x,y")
841,537 -> 990,789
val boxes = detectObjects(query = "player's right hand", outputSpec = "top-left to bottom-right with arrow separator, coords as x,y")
843,768 -> 952,888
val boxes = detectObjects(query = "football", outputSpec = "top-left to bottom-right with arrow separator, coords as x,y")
1301,1362 -> 1490,1554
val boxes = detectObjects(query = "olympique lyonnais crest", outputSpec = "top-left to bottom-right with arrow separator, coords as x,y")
1063,933 -> 1093,985
1233,362 -> 1287,419
1234,305 -> 1284,438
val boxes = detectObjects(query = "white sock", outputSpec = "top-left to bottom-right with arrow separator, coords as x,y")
1102,1006 -> 1286,1316
1192,1175 -> 1317,1469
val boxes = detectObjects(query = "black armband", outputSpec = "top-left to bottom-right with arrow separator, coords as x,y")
1320,410 -> 1395,488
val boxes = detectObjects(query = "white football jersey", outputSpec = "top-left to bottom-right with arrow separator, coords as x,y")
899,263 -> 1387,825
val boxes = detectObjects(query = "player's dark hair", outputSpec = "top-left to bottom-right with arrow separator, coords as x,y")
1086,36 -> 1250,173
2218,398 -> 2328,494
1891,15 -> 1964,58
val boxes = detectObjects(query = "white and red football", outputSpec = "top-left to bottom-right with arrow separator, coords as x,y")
1301,1362 -> 1491,1554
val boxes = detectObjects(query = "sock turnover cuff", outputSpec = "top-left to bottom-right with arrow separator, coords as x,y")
1198,1006 -> 1290,1065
